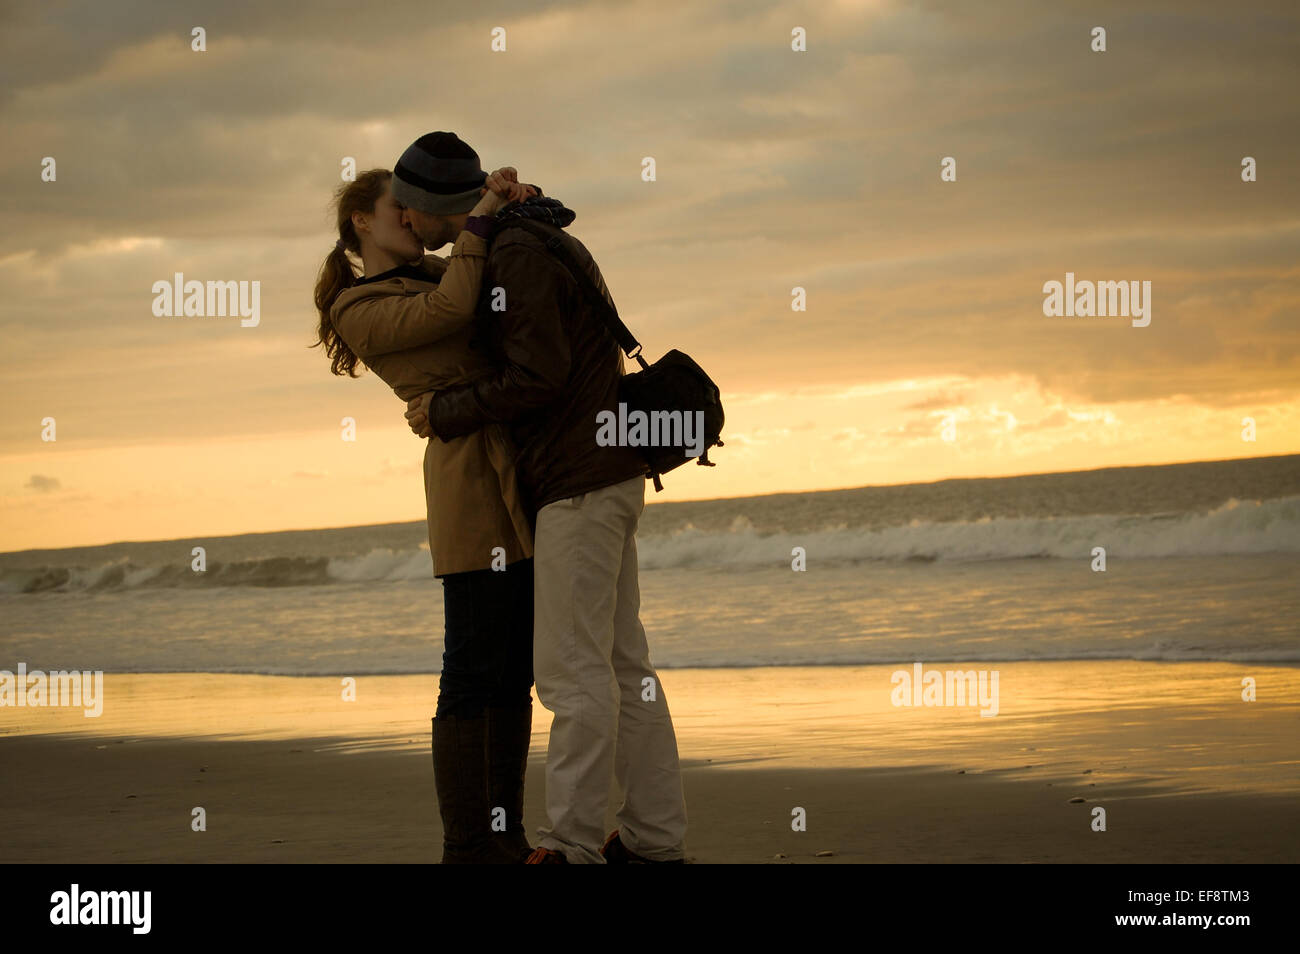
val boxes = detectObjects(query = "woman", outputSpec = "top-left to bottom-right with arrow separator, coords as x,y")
313,165 -> 538,863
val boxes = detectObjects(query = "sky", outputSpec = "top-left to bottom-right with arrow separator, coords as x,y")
1,0 -> 1297,551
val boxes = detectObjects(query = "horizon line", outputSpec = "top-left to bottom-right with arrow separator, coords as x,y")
3,449 -> 1296,558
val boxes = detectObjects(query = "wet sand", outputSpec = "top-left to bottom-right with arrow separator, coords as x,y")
3,663 -> 1298,863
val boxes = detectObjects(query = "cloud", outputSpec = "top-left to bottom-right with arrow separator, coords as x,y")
25,474 -> 61,492
1023,408 -> 1071,431
904,391 -> 969,412
1,0 -> 1297,502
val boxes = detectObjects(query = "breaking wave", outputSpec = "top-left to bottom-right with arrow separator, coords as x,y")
3,496 -> 1295,594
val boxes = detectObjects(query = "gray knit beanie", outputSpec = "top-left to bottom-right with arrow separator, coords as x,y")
391,131 -> 487,215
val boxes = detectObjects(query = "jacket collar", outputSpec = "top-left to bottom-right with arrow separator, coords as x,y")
355,261 -> 434,286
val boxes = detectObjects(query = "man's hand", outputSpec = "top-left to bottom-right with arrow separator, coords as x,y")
405,394 -> 433,439
480,167 -> 536,205
480,167 -> 535,205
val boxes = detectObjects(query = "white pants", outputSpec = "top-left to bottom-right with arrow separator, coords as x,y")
533,475 -> 687,863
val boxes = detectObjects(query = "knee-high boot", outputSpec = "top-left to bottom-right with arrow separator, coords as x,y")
431,714 -> 518,864
486,704 -> 533,861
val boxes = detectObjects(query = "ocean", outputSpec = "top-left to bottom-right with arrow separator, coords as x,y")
2,455 -> 1297,675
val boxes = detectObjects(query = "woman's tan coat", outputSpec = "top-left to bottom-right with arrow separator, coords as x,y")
330,231 -> 533,576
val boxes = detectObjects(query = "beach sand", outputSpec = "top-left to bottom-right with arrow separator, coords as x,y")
3,663 -> 1298,863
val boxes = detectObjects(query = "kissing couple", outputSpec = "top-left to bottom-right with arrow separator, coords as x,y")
312,131 -> 687,864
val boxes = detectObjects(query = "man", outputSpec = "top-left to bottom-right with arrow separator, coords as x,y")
396,131 -> 689,864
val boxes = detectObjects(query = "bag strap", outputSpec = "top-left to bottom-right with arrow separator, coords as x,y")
499,218 -> 650,371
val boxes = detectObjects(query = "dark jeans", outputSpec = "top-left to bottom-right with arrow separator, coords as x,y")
435,557 -> 534,719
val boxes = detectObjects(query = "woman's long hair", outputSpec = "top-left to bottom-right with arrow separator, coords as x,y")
313,168 -> 392,377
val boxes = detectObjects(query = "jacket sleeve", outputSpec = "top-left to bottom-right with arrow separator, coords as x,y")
427,243 -> 573,440
332,230 -> 488,358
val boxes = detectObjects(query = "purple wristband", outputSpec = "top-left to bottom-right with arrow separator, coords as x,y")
464,216 -> 494,240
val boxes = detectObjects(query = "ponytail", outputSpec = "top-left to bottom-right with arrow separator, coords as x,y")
312,169 -> 393,378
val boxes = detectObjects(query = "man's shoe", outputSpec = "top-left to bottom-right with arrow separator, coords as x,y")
600,830 -> 685,864
432,715 -> 519,864
524,847 -> 569,864
486,704 -> 533,862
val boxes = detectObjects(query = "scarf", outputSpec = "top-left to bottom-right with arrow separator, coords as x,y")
489,191 -> 577,238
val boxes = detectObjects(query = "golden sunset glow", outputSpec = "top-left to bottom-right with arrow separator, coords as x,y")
2,0 -> 1297,551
